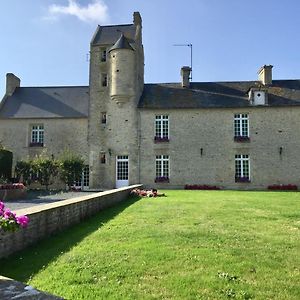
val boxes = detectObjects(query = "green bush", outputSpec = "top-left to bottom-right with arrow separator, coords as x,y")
32,156 -> 59,190
0,149 -> 13,181
15,160 -> 33,186
59,151 -> 84,189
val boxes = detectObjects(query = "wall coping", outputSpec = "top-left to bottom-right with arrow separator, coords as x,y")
14,184 -> 142,216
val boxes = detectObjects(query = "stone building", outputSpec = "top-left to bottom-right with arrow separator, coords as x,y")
1,12 -> 300,190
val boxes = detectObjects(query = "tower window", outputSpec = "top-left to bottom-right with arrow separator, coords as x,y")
101,112 -> 107,124
101,49 -> 107,62
102,74 -> 107,87
101,153 -> 106,164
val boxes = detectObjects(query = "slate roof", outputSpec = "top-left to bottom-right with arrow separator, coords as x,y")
138,80 -> 300,109
0,86 -> 89,119
91,24 -> 136,46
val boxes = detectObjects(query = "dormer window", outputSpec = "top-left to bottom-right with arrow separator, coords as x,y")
248,88 -> 267,105
253,91 -> 266,105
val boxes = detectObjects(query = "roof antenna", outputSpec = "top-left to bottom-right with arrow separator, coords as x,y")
173,44 -> 193,81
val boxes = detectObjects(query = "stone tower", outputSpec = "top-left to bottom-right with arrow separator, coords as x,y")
88,12 -> 144,189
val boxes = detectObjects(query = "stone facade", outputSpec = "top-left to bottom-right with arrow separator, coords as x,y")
0,12 -> 300,190
139,106 -> 300,189
0,118 -> 88,165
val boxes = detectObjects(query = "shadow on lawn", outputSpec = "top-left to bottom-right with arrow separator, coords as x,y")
0,195 -> 141,283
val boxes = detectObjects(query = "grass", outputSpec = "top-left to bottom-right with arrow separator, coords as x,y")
1,190 -> 300,299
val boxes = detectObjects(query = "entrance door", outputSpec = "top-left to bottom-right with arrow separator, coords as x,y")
116,156 -> 129,188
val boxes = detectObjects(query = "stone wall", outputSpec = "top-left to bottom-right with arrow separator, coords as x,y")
0,185 -> 141,258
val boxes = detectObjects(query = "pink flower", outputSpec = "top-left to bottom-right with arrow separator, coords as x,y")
16,215 -> 29,228
3,209 -> 16,220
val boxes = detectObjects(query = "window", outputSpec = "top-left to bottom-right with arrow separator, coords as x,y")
155,115 -> 169,142
30,124 -> 44,147
102,74 -> 107,87
101,153 -> 106,164
235,154 -> 250,182
101,49 -> 107,62
74,165 -> 90,189
155,155 -> 169,182
101,112 -> 107,124
234,113 -> 249,142
117,156 -> 129,180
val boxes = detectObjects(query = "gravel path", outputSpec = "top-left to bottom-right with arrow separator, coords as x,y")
5,191 -> 98,211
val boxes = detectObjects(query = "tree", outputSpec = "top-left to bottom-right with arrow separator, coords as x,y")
32,156 -> 59,190
59,151 -> 84,189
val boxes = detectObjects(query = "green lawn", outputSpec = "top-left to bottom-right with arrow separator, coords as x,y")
1,190 -> 300,299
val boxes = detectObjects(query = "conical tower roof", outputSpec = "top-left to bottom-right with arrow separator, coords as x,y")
109,33 -> 134,52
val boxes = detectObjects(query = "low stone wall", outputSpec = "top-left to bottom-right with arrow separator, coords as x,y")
0,275 -> 63,299
0,188 -> 27,201
0,184 -> 141,259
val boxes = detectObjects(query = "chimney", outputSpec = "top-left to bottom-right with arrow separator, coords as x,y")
133,12 -> 142,26
181,66 -> 191,88
6,73 -> 20,96
258,65 -> 273,85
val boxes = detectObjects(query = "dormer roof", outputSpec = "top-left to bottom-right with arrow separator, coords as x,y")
109,33 -> 134,52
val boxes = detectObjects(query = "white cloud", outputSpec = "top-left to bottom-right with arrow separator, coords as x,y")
47,0 -> 109,24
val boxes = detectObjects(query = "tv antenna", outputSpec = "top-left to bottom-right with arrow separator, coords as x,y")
173,43 -> 193,81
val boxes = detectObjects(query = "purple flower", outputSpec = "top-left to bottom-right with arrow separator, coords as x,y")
16,215 -> 29,228
0,201 -> 4,216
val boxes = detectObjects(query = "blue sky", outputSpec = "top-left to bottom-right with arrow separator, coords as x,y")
1,0 -> 300,97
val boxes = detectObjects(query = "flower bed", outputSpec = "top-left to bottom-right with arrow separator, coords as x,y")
130,188 -> 165,197
0,183 -> 25,190
0,183 -> 27,201
184,184 -> 221,190
268,184 -> 298,191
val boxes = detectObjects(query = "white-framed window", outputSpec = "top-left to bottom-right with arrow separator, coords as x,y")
74,165 -> 89,189
117,155 -> 129,180
155,115 -> 169,141
30,124 -> 44,146
155,155 -> 169,182
234,113 -> 249,141
101,49 -> 107,62
235,154 -> 250,182
102,73 -> 107,87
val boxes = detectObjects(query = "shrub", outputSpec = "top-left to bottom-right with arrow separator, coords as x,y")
32,156 -> 59,190
15,160 -> 33,186
0,149 -> 13,181
59,151 -> 84,189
